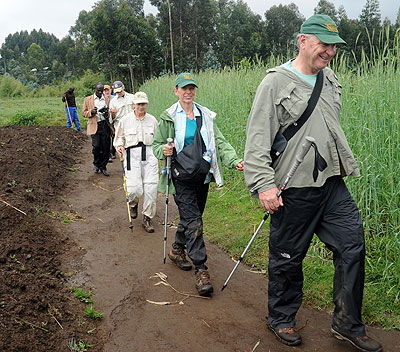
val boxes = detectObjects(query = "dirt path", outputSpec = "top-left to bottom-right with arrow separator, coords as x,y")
64,137 -> 400,352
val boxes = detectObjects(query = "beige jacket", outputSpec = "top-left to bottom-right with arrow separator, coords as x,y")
244,66 -> 360,196
82,95 -> 111,136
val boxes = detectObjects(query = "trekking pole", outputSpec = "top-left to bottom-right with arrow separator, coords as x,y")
65,100 -> 74,128
163,138 -> 173,264
221,136 -> 315,291
119,152 -> 133,231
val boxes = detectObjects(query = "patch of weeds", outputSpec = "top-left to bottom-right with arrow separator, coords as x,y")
85,305 -> 104,320
72,288 -> 93,304
7,180 -> 17,187
67,167 -> 78,172
87,328 -> 96,334
25,189 -> 33,194
48,210 -> 85,224
76,317 -> 85,327
68,338 -> 93,352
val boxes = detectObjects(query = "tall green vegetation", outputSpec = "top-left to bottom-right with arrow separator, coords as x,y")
140,33 -> 400,328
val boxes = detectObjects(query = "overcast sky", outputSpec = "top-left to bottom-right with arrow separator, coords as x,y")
0,0 -> 398,46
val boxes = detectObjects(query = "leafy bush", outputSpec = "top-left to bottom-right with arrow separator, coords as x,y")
0,75 -> 29,97
10,110 -> 41,125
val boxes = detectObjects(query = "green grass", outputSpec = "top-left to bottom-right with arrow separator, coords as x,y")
85,305 -> 104,320
141,51 -> 400,328
72,288 -> 93,304
0,96 -> 87,128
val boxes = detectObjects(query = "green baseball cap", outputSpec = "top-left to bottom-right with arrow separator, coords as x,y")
300,14 -> 346,44
175,72 -> 198,88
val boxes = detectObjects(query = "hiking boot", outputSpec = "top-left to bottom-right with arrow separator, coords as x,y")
266,320 -> 302,346
130,204 -> 138,219
100,168 -> 109,176
331,326 -> 382,352
142,215 -> 154,233
93,165 -> 100,174
195,269 -> 213,296
168,247 -> 192,271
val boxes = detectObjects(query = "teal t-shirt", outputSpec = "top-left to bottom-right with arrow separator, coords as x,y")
184,117 -> 197,147
283,61 -> 317,86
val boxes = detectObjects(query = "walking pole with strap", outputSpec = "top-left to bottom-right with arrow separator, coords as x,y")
163,138 -> 173,264
65,100 -> 74,128
221,136 -> 315,291
119,152 -> 133,231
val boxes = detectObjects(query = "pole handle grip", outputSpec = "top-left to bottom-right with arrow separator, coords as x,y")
287,136 -> 314,178
166,138 -> 173,169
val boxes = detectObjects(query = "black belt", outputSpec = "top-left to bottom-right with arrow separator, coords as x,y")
126,142 -> 146,170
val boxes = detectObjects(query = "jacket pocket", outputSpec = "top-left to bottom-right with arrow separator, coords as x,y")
125,128 -> 139,146
274,82 -> 308,126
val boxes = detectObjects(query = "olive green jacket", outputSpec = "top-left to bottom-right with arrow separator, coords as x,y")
153,102 -> 242,194
244,66 -> 360,196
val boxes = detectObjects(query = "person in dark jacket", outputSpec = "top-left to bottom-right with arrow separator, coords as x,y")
62,86 -> 81,131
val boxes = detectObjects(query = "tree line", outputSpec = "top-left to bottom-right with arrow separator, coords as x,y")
0,0 -> 399,92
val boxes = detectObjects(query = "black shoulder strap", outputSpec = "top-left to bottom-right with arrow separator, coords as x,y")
282,69 -> 324,141
195,105 -> 203,130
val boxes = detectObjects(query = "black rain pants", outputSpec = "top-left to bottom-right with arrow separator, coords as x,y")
172,177 -> 209,270
91,120 -> 111,170
267,176 -> 366,337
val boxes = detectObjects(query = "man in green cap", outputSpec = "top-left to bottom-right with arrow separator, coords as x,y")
244,14 -> 382,352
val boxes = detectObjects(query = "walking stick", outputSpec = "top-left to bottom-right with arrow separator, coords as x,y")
119,152 -> 133,231
65,100 -> 74,128
163,138 -> 173,264
221,136 -> 315,291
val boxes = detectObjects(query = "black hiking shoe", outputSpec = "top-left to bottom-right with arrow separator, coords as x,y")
168,247 -> 192,271
195,269 -> 213,296
266,320 -> 302,346
142,215 -> 154,233
331,326 -> 382,352
130,204 -> 138,219
100,168 -> 109,176
93,165 -> 100,174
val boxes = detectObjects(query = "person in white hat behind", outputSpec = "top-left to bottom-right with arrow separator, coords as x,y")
114,92 -> 159,233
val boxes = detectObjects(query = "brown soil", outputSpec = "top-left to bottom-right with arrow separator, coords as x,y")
1,126 -> 399,352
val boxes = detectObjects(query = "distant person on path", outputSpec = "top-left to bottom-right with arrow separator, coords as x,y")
104,84 -> 117,160
244,14 -> 382,352
82,82 -> 112,177
153,72 -> 243,297
109,81 -> 135,130
62,86 -> 81,131
114,92 -> 158,233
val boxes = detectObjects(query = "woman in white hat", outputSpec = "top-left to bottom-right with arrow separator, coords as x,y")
114,91 -> 159,233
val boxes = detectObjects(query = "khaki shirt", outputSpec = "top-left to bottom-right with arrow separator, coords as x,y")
109,92 -> 135,127
114,112 -> 158,148
244,66 -> 360,196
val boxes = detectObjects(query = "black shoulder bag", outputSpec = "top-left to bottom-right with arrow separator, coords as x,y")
270,70 -> 324,163
171,111 -> 210,183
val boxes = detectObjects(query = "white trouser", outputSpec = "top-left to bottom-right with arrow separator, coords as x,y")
124,146 -> 159,218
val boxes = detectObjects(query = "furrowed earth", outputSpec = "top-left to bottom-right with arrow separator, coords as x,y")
0,126 -> 399,352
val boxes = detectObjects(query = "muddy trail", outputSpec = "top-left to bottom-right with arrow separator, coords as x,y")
1,126 -> 399,352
